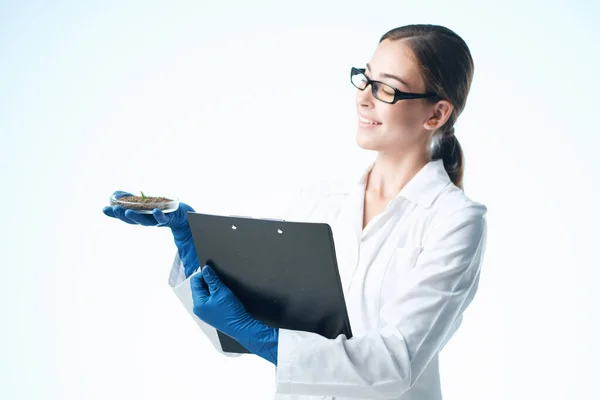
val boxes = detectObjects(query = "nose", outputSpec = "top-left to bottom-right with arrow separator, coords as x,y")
355,84 -> 375,108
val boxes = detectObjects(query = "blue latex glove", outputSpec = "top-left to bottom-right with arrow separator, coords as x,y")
191,265 -> 279,365
102,190 -> 199,277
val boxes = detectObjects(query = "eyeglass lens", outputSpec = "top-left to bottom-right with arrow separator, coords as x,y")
351,69 -> 396,103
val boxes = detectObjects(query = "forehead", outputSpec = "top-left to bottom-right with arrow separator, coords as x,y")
369,39 -> 424,89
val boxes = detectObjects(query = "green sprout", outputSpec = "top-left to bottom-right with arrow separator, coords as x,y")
140,191 -> 147,200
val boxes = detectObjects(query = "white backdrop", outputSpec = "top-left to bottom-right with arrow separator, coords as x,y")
1,0 -> 599,399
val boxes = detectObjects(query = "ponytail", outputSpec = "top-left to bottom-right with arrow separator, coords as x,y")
433,126 -> 464,190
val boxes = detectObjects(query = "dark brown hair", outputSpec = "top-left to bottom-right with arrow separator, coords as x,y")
380,24 -> 474,190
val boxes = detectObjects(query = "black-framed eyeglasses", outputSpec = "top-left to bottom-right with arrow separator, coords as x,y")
350,67 -> 437,104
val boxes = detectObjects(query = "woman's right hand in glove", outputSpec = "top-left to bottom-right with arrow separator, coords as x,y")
102,190 -> 200,277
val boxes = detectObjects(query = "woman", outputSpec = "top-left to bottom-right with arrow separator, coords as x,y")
104,24 -> 488,400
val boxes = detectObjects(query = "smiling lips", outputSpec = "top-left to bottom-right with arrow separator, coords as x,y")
358,115 -> 382,126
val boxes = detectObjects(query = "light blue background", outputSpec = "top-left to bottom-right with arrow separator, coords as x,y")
1,0 -> 599,399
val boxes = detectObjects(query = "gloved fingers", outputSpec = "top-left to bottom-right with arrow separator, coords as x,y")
124,209 -> 159,226
154,207 -> 189,229
152,208 -> 169,226
112,190 -> 134,199
202,265 -> 225,294
104,191 -> 136,222
109,205 -> 138,225
102,206 -> 117,218
191,272 -> 210,304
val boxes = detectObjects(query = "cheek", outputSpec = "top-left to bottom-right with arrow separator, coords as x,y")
382,103 -> 424,128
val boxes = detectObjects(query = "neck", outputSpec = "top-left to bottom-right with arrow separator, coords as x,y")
366,151 -> 430,201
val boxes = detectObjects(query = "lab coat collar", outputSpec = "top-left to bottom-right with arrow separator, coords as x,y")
356,158 -> 451,208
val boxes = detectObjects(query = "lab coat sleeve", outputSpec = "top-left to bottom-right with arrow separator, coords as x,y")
275,204 -> 488,399
168,250 -> 241,357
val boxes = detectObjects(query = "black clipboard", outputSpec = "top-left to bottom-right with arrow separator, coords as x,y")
186,212 -> 353,354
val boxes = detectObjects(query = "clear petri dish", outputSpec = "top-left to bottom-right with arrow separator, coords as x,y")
109,193 -> 179,214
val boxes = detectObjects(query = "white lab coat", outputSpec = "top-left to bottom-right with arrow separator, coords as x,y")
168,158 -> 488,400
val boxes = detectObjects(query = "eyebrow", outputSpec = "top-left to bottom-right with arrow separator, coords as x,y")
366,63 -> 410,89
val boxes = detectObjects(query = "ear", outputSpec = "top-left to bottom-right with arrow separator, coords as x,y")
423,100 -> 453,132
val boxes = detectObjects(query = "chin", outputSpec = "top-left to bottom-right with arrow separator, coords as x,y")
356,129 -> 384,151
